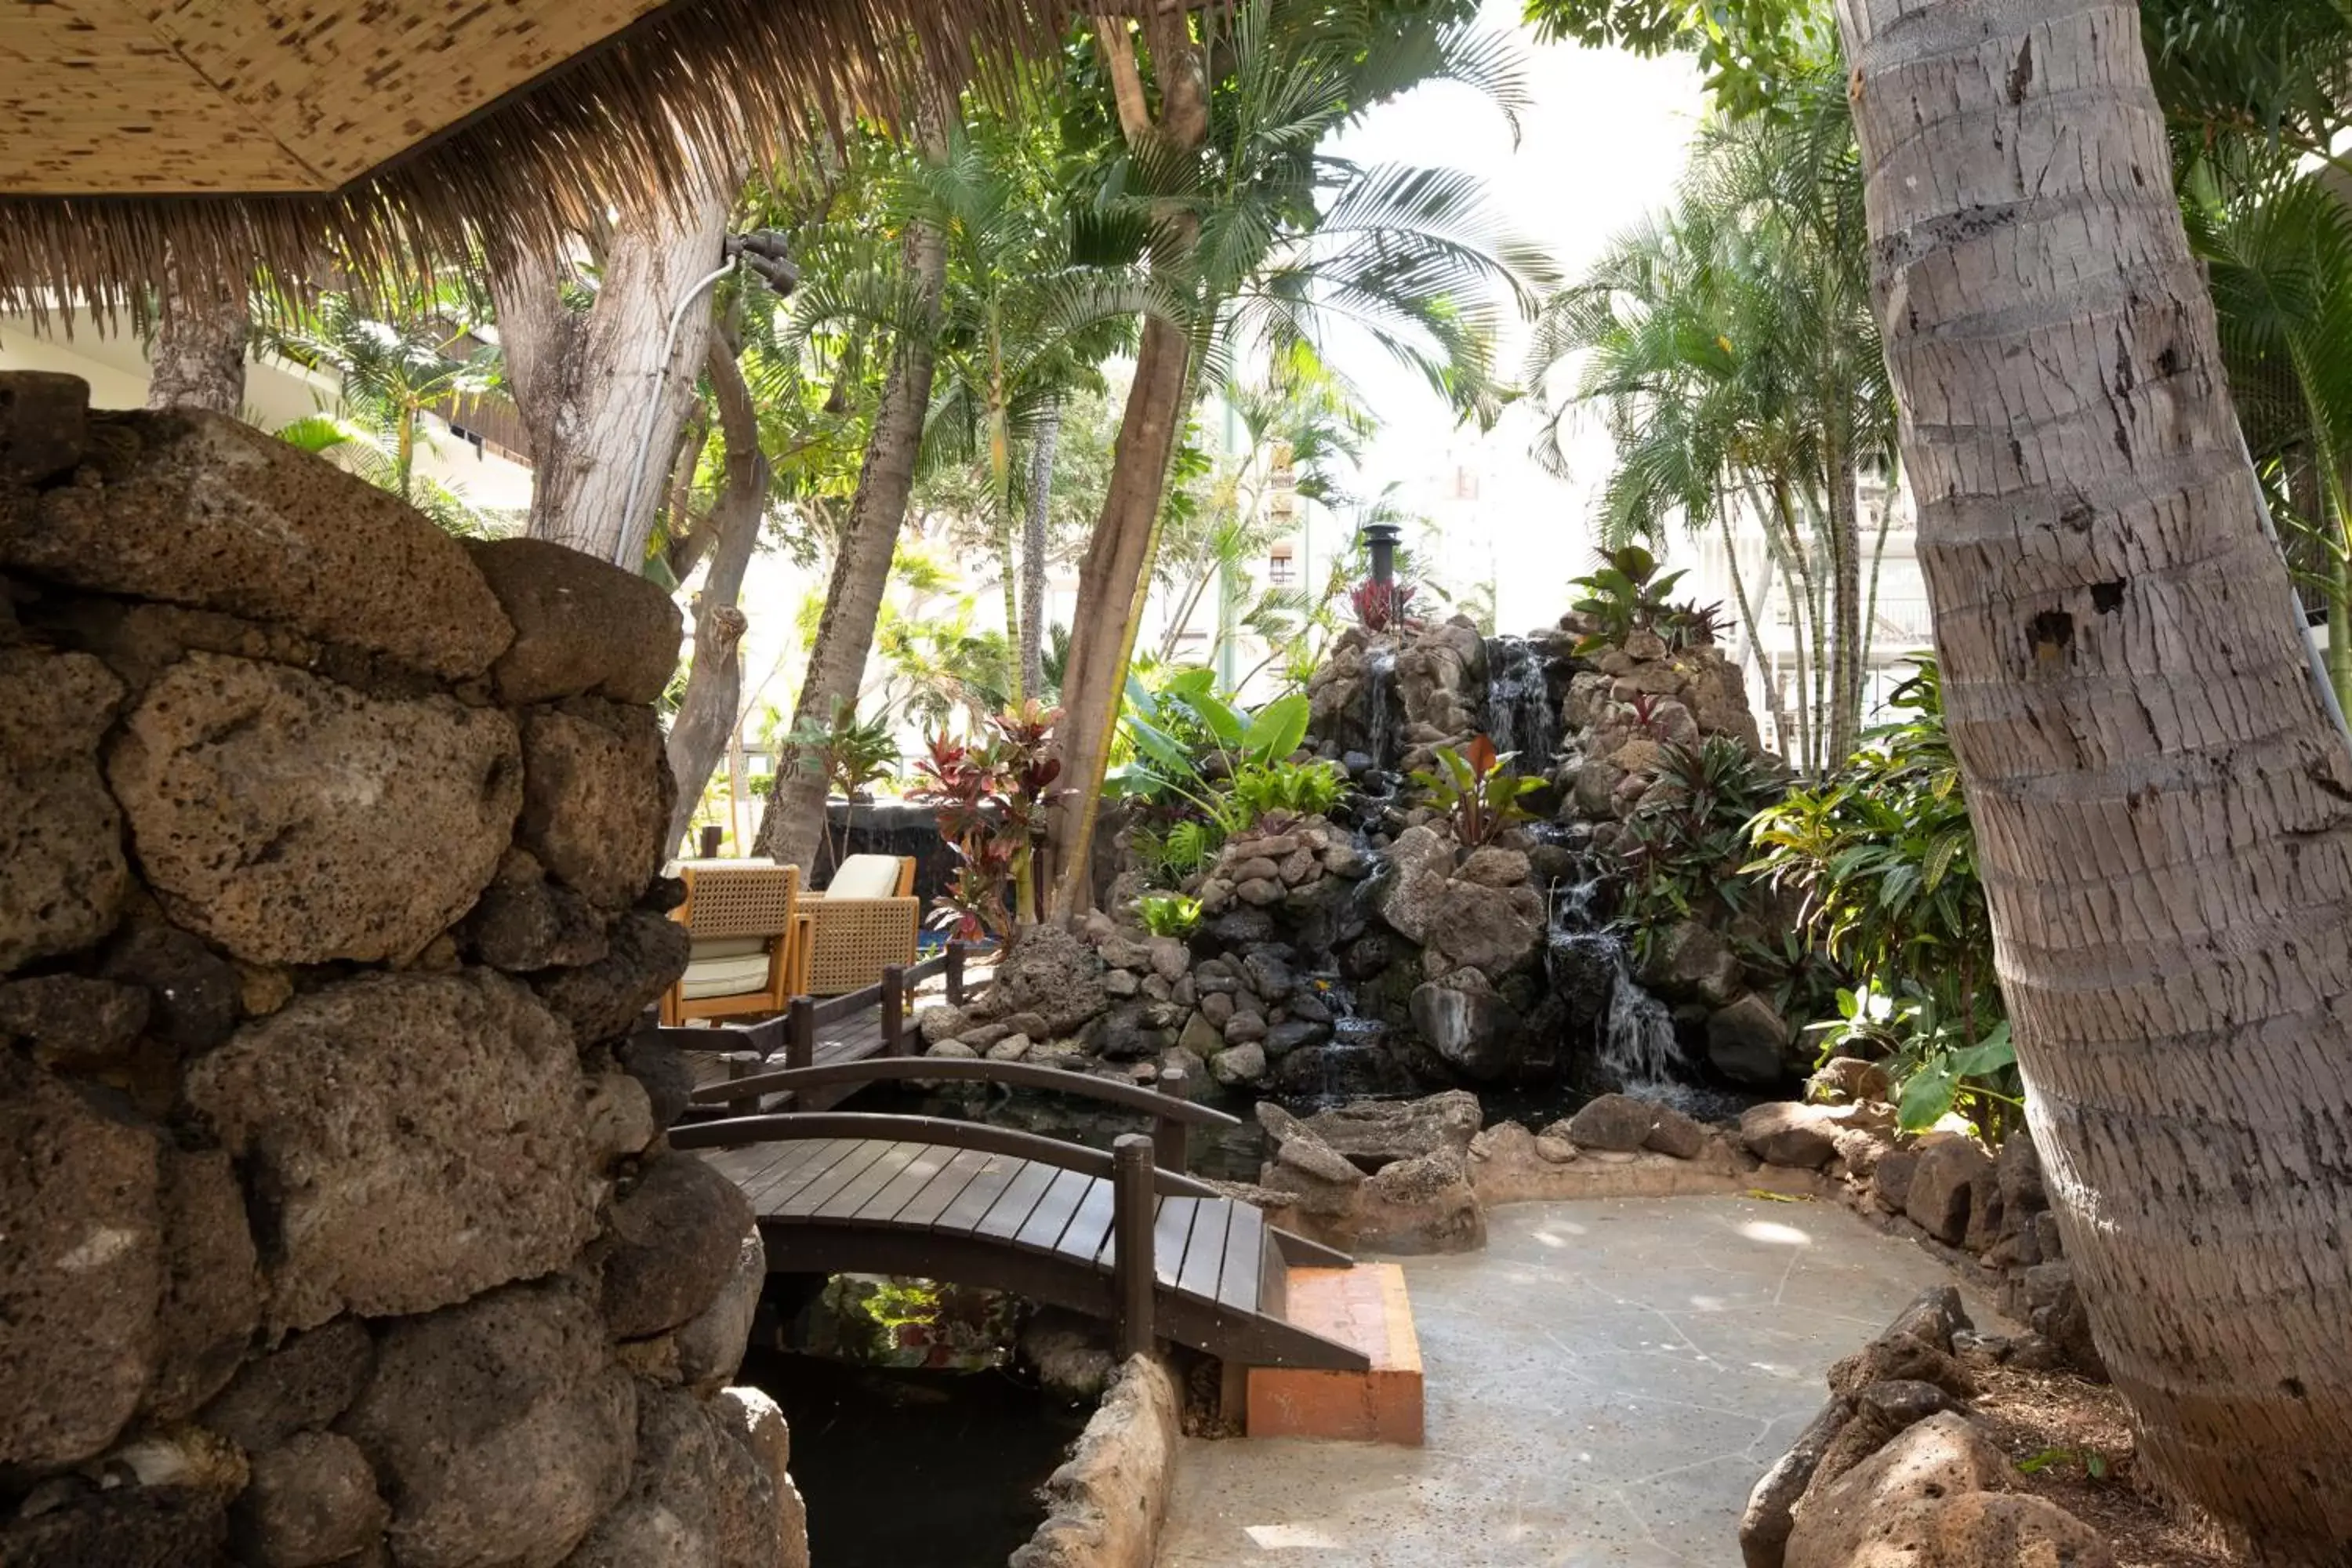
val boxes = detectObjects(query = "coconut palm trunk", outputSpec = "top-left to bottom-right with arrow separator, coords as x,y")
1021,401 -> 1060,699
1824,433 -> 1862,763
664,334 -> 768,851
753,148 -> 950,873
147,252 -> 247,414
1838,0 -> 2352,1555
1047,13 -> 1208,917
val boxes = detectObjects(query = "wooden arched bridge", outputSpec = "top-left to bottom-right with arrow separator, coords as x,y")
657,950 -> 1367,1373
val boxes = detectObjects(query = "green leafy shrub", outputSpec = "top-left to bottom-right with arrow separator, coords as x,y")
1110,669 -> 1335,883
1568,544 -> 1686,655
1612,735 -> 1783,957
1747,655 -> 2015,1135
784,697 -> 902,866
1411,735 -> 1543,848
1136,892 -> 1203,938
1227,758 -> 1348,821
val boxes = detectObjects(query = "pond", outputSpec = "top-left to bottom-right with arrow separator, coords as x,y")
742,1345 -> 1088,1568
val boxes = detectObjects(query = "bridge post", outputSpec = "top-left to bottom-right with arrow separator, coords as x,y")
1112,1134 -> 1156,1359
1153,1067 -> 1189,1173
945,941 -> 969,1007
881,964 -> 907,1056
786,996 -> 815,1073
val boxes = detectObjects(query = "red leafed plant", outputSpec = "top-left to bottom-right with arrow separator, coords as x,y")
910,700 -> 1065,938
1349,577 -> 1418,633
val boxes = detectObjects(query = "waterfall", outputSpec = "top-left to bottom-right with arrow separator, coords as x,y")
1539,830 -> 1689,1094
1482,635 -> 1555,765
1598,949 -> 1682,1088
1363,645 -> 1398,774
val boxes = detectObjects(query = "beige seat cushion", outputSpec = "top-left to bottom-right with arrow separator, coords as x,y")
689,935 -> 768,961
680,951 -> 773,1000
663,855 -> 777,877
824,855 -> 904,899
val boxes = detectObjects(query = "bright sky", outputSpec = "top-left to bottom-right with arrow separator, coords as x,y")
1319,2 -> 1705,631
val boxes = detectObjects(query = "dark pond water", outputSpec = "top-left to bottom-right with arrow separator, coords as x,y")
742,1346 -> 1087,1568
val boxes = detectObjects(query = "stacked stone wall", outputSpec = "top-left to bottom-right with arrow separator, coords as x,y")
0,376 -> 806,1568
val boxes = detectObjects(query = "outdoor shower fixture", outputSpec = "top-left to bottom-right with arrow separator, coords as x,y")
1363,521 -> 1403,586
615,227 -> 801,568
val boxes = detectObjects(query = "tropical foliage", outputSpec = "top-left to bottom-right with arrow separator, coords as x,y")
1410,735 -> 1543,848
909,702 -> 1065,936
780,698 -> 901,868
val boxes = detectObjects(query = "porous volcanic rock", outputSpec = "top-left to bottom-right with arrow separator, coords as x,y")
599,1155 -> 758,1341
4,408 -> 512,677
186,970 -> 599,1330
560,1384 -> 779,1568
988,925 -> 1109,1035
468,536 -> 684,706
0,646 -> 128,973
515,699 -> 671,912
107,653 -> 521,965
339,1275 -> 637,1568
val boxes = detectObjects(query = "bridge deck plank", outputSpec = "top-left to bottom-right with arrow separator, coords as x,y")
895,1149 -> 996,1229
1013,1167 -> 1094,1256
973,1162 -> 1058,1243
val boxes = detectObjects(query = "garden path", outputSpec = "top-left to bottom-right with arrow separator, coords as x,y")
1156,1194 -> 1994,1566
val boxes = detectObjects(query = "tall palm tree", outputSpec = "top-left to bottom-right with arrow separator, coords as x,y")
1838,0 -> 2352,1555
260,285 -> 510,535
1048,0 -> 1556,913
1527,63 -> 1891,771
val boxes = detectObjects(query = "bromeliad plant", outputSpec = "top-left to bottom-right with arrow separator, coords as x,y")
909,700 -> 1065,939
1568,544 -> 1686,656
1135,891 -> 1203,938
1348,577 -> 1418,633
1410,735 -> 1544,848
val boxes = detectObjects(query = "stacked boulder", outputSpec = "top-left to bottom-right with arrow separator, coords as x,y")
0,379 -> 805,1567
1305,617 -> 1494,777
1557,623 -> 1761,826
1741,1287 -> 2112,1568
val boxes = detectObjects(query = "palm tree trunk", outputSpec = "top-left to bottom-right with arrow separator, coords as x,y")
1826,439 -> 1863,764
665,336 -> 768,851
147,252 -> 247,414
1021,402 -> 1060,700
1048,11 -> 1210,916
1838,2 -> 2352,1555
492,176 -> 732,563
1050,313 -> 1194,913
753,147 -> 950,873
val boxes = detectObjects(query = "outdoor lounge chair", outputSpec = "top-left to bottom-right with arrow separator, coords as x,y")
797,853 -> 920,996
659,861 -> 800,1025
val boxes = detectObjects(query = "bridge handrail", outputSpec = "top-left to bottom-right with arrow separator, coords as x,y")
668,1111 -> 1224,1200
688,1056 -> 1239,1127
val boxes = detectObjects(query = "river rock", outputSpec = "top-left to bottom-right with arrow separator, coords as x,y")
468,537 -> 683,706
1643,1104 -> 1709,1160
517,700 -> 671,911
230,1430 -> 388,1568
1740,1396 -> 1852,1568
1640,920 -> 1743,1007
1708,993 -> 1794,1086
1209,1041 -> 1268,1087
916,1004 -> 970,1045
186,970 -> 598,1330
339,1275 -> 636,1568
1298,1093 -> 1483,1167
0,647 -> 129,973
601,1154 -> 759,1341
1408,968 -> 1519,1080
0,1058 -> 163,1472
1809,1056 -> 1893,1105
1904,1135 -> 1998,1247
11,409 -> 514,677
107,653 -> 521,965
1566,1092 -> 1658,1153
198,1318 -> 376,1454
1427,880 -> 1544,976
1740,1102 -> 1842,1170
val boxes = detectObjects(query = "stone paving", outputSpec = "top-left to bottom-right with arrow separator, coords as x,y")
1156,1194 -> 1987,1567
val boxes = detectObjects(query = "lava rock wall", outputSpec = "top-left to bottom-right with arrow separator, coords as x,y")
0,376 -> 807,1568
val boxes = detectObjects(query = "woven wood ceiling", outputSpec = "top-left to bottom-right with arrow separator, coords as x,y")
3,0 -> 673,194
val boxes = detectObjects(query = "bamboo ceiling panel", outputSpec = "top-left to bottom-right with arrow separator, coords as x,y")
1,0 -> 668,194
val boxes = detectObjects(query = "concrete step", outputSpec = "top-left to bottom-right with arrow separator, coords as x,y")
1244,1263 -> 1423,1445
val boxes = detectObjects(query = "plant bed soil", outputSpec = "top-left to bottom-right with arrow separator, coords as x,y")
1966,1359 -> 2239,1567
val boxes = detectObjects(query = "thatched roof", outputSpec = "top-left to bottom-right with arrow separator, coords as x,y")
1,0 -> 1061,312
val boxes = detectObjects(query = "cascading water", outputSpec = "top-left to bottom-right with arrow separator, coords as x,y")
1482,634 -> 1555,764
1538,833 -> 1690,1096
1362,644 -> 1398,775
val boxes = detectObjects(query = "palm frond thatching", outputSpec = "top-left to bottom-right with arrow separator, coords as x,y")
0,0 -> 1066,319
